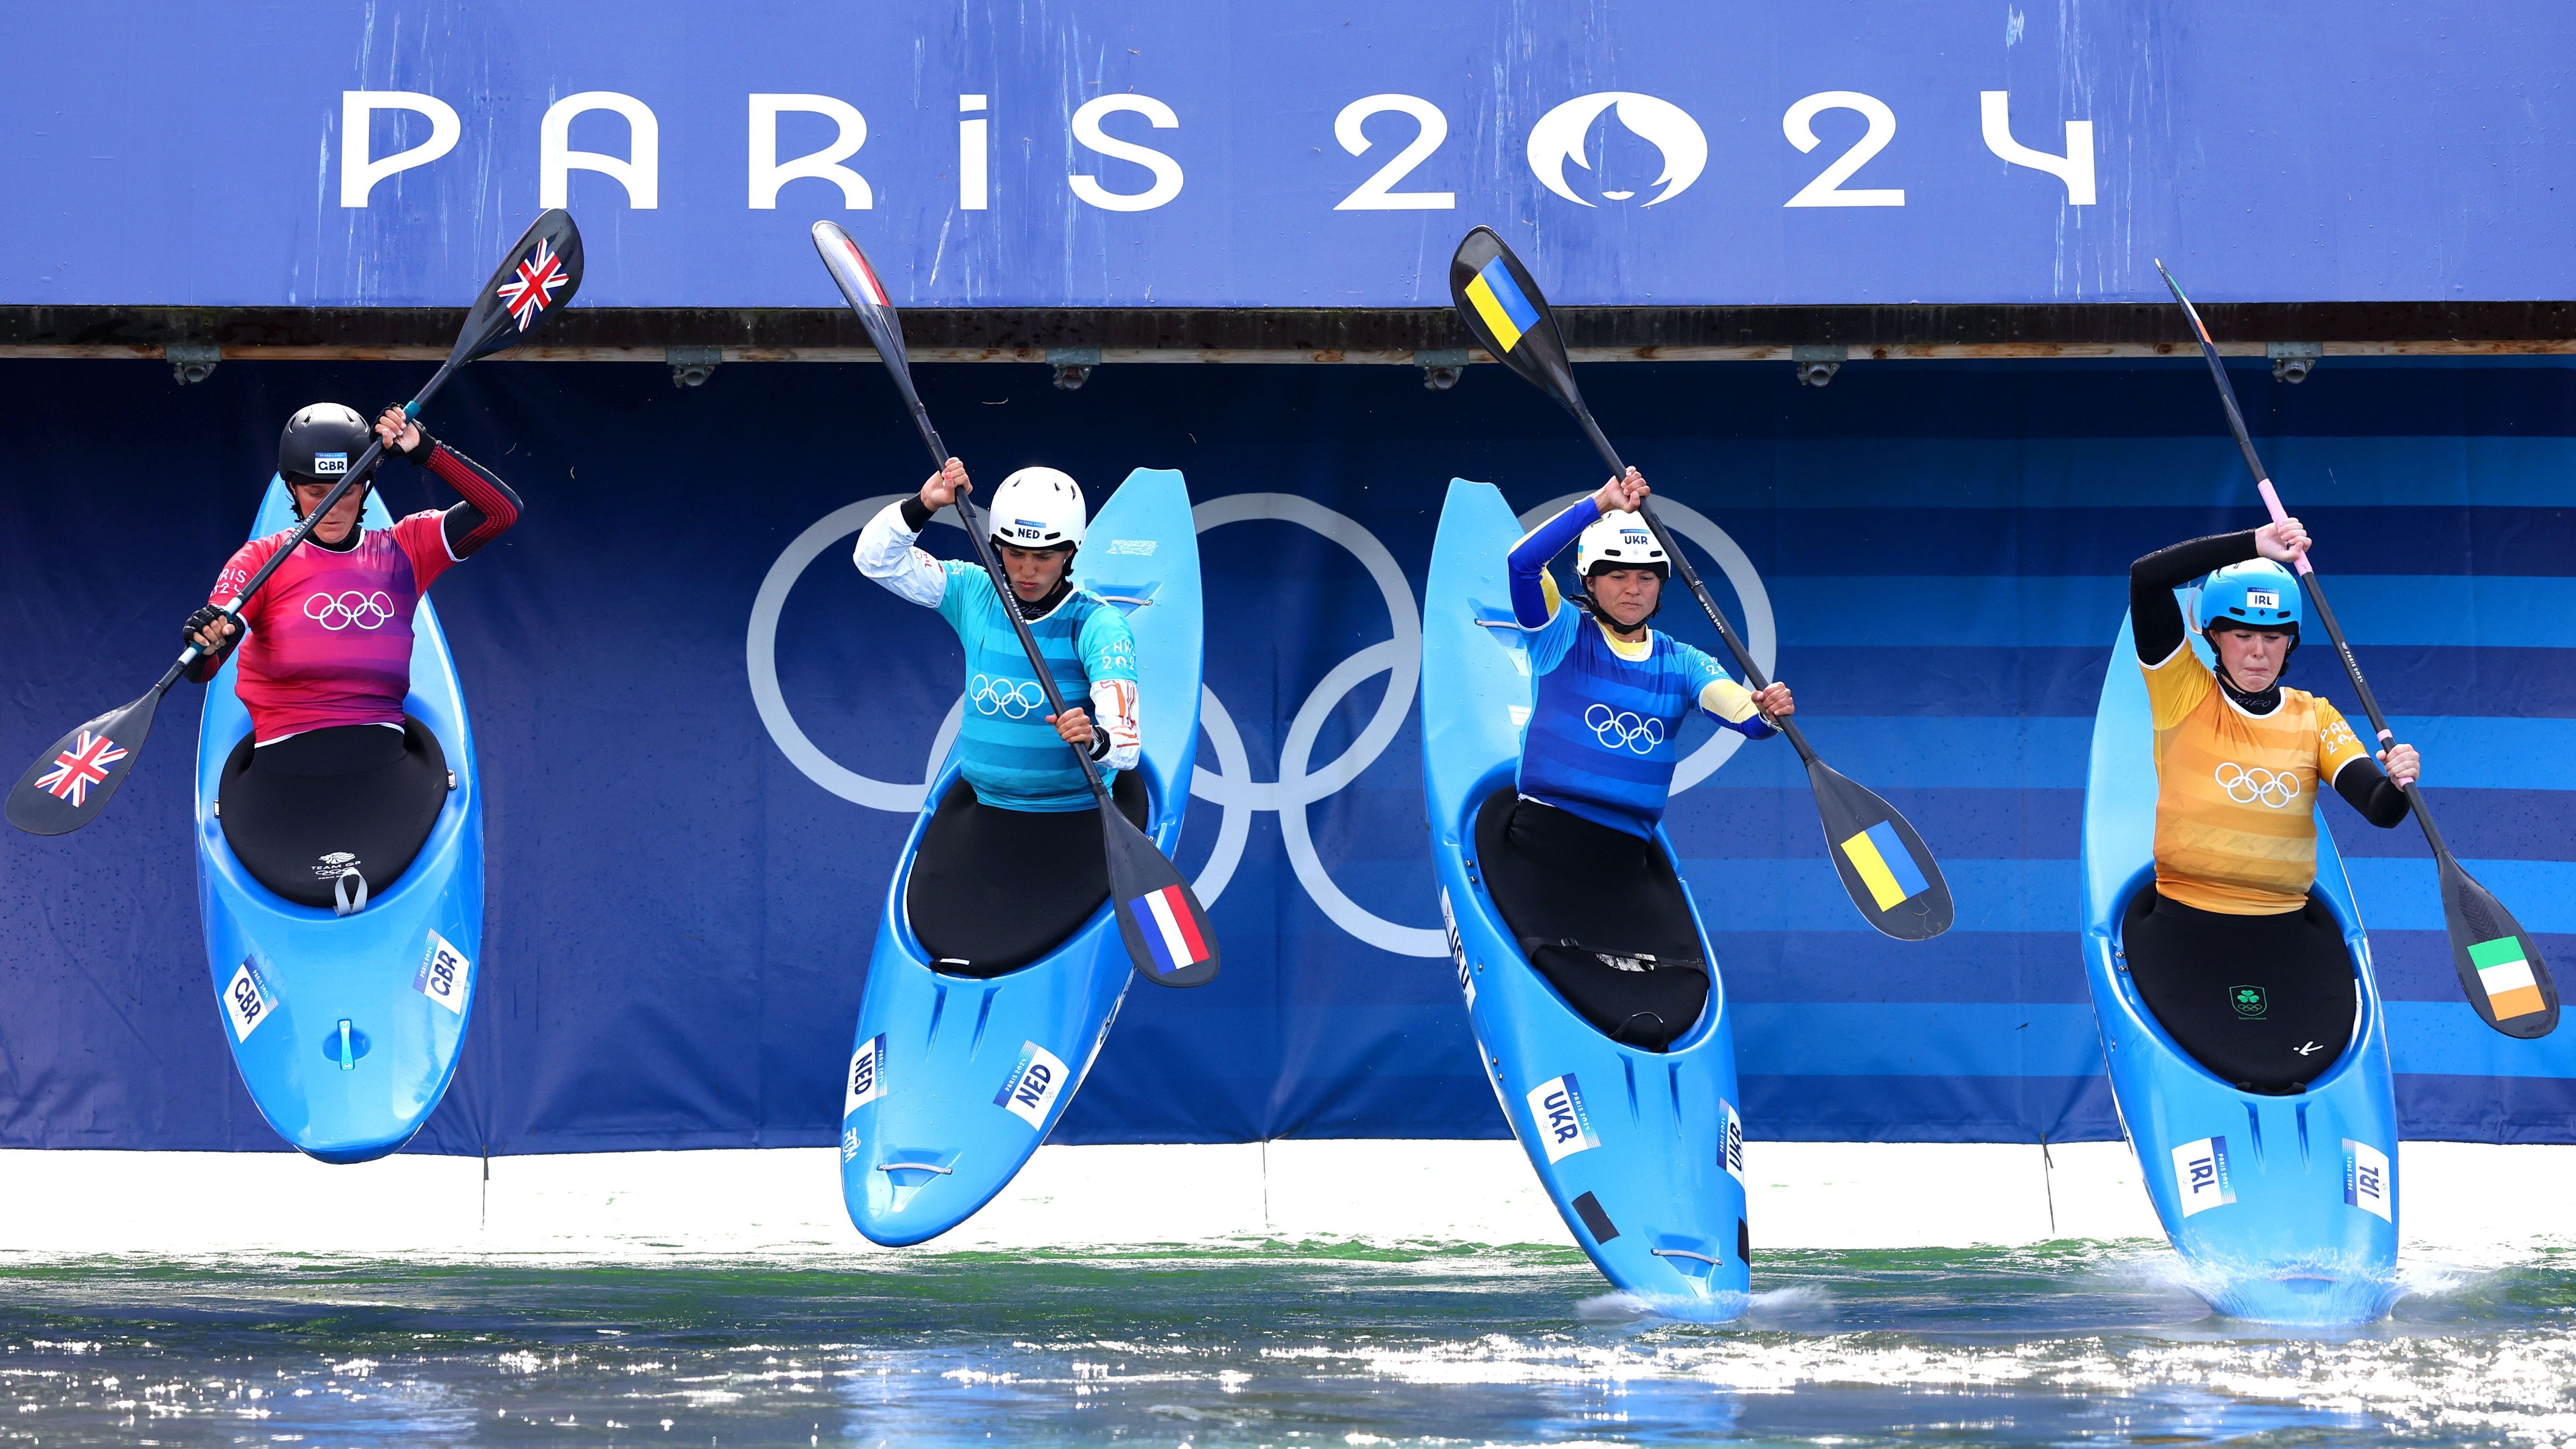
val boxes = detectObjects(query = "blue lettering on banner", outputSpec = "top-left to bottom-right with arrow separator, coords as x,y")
1525,1073 -> 1600,1164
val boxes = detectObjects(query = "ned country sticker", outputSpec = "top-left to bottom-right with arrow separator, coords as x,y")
994,1041 -> 1069,1129
845,1034 -> 888,1116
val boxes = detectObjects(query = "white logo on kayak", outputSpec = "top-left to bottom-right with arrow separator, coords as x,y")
2171,1136 -> 2235,1217
845,1034 -> 888,1116
2343,1139 -> 2392,1221
995,1041 -> 1069,1129
1106,538 -> 1156,556
223,957 -> 277,1043
412,931 -> 470,1015
1526,1074 -> 1599,1164
1440,889 -> 1472,1007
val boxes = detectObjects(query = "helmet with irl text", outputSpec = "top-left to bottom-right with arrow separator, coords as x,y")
277,403 -> 378,504
1574,509 -> 1669,581
2197,559 -> 2302,637
985,467 -> 1087,553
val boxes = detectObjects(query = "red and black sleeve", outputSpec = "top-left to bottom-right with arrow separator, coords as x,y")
397,427 -> 522,558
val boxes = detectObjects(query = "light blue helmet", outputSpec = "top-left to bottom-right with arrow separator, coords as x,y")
2197,559 -> 2301,635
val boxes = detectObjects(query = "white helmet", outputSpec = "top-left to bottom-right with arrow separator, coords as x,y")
1575,510 -> 1669,579
986,467 -> 1087,551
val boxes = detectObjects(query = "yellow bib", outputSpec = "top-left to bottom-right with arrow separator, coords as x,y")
2143,642 -> 2366,915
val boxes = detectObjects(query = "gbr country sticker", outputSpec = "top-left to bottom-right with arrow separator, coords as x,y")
845,1034 -> 888,1116
2343,1139 -> 2392,1221
222,957 -> 278,1042
412,931 -> 471,1016
1525,1074 -> 1599,1164
2170,1136 -> 2235,1218
994,1041 -> 1070,1129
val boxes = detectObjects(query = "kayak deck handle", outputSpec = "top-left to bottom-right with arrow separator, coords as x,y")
1093,595 -> 1156,608
879,1161 -> 954,1175
1473,619 -> 1522,630
1650,1248 -> 1721,1265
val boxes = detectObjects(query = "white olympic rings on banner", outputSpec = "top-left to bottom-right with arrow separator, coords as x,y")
2216,762 -> 2301,808
1585,704 -> 1665,754
970,674 -> 1046,719
303,589 -> 397,631
747,489 -> 1772,959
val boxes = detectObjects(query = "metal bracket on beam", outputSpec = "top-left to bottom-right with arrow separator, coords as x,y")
1414,348 -> 1469,391
1792,343 -> 1846,388
2267,340 -> 2320,384
667,346 -> 722,388
166,342 -> 220,386
1047,347 -> 1101,390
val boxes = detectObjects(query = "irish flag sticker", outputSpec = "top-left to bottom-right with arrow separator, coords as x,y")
2470,936 -> 2548,1019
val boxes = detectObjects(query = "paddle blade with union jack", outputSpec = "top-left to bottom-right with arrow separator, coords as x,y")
456,209 -> 586,366
8,692 -> 163,836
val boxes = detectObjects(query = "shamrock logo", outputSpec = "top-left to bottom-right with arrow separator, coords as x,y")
2230,985 -> 2268,1019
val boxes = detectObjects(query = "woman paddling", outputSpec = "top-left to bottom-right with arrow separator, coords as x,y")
183,403 -> 520,908
1482,467 -> 1792,1047
2127,518 -> 2420,1093
853,458 -> 1143,974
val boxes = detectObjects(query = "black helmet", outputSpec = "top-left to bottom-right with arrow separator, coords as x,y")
278,403 -> 376,490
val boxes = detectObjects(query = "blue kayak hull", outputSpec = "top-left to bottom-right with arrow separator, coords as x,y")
838,469 -> 1205,1246
195,480 -> 483,1164
2083,613 -> 2400,1323
1421,480 -> 1751,1318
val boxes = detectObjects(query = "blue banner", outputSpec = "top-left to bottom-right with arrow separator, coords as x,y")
6,3 -> 2576,308
2,354 -> 2574,1152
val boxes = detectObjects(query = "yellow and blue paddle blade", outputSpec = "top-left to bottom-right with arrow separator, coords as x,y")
1449,226 -> 1588,415
1812,760 -> 1954,941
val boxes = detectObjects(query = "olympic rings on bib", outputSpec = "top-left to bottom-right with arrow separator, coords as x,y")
1584,702 -> 1666,754
2215,762 -> 2301,808
302,590 -> 397,631
969,674 -> 1046,719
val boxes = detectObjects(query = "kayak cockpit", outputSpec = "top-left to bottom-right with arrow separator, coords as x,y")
902,768 -> 1150,978
216,717 -> 450,910
1470,785 -> 1710,1052
2111,875 -> 2364,1095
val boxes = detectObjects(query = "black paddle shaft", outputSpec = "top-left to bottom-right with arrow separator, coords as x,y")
1565,409 -> 1820,768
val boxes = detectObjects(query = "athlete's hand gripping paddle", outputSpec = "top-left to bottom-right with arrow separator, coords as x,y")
7,209 -> 584,838
1446,226 -> 1953,941
813,220 -> 1220,989
2158,261 -> 2557,1039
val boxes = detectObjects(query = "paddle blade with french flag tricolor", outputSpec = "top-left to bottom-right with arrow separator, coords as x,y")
812,219 -> 912,375
1110,837 -> 1221,989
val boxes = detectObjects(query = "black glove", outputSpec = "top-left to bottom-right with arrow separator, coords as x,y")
183,604 -> 237,652
382,408 -> 438,465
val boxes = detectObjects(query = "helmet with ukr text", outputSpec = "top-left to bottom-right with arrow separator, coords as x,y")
1574,510 -> 1669,581
277,403 -> 378,500
2197,559 -> 2302,637
986,467 -> 1087,553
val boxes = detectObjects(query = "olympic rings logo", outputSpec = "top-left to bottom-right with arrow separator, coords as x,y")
302,590 -> 397,631
969,674 -> 1046,719
2216,762 -> 2301,808
748,490 -> 1773,959
1584,703 -> 1665,754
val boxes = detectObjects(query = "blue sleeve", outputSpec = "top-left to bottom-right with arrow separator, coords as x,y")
1506,500 -> 1599,627
1078,602 -> 1138,683
1524,603 -> 1581,676
932,558 -> 986,634
1675,640 -> 1778,740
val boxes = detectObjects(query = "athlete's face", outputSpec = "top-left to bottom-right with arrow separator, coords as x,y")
2212,625 -> 2292,692
998,542 -> 1072,602
1590,567 -> 1663,633
290,479 -> 369,545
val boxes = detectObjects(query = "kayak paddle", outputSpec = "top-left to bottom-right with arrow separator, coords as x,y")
7,208 -> 584,838
812,220 -> 1220,989
2158,260 -> 2557,1039
1445,226 -> 1953,941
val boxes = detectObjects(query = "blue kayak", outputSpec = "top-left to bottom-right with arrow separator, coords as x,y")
195,479 -> 484,1164
1420,479 -> 1750,1318
2083,612 -> 2400,1323
838,469 -> 1205,1246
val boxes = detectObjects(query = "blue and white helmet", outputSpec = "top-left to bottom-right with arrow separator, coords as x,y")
1575,510 -> 1669,579
986,466 -> 1087,551
2197,559 -> 2302,635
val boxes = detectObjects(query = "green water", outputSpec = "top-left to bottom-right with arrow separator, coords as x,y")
1,1241 -> 2569,1446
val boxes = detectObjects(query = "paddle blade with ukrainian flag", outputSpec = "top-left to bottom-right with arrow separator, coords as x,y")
1810,759 -> 1954,941
1448,226 -> 1587,414
1105,814 -> 1221,989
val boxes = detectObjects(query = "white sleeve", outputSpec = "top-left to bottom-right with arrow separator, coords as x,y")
853,501 -> 946,608
1089,678 -> 1142,773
